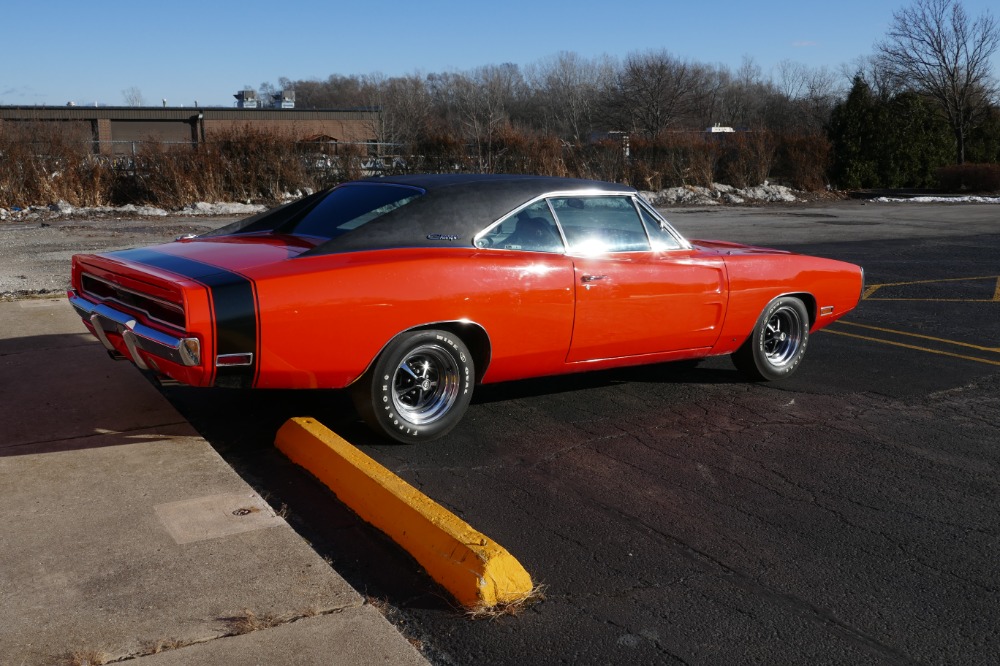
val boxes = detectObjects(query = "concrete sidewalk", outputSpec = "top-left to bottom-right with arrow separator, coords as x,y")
0,298 -> 428,665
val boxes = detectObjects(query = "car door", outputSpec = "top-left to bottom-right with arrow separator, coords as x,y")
551,195 -> 728,363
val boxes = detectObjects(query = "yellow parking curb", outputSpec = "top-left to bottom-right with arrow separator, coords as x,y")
275,417 -> 534,609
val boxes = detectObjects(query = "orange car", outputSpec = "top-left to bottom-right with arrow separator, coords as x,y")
69,174 -> 863,442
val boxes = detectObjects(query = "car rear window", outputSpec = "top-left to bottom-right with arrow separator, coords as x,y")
279,183 -> 423,239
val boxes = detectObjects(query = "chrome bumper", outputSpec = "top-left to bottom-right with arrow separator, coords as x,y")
68,291 -> 200,369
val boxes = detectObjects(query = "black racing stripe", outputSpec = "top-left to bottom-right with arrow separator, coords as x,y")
115,248 -> 258,388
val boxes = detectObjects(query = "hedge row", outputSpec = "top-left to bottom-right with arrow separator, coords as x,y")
0,123 -> 869,209
935,163 -> 1000,193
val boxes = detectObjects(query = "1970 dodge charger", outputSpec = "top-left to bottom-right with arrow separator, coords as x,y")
69,174 -> 863,442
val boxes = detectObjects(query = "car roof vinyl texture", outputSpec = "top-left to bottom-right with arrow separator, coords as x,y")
305,174 -> 635,255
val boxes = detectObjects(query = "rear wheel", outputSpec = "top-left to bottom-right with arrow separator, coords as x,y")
732,296 -> 809,381
352,329 -> 474,443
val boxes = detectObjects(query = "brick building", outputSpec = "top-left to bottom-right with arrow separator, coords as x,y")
0,106 -> 378,155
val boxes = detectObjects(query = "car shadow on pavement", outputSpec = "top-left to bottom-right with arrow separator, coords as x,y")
472,358 -> 745,405
149,358 -> 746,614
158,384 -> 457,614
0,332 -> 196,458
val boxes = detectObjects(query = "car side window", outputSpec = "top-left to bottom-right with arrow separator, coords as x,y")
549,196 -> 652,254
476,200 -> 565,253
636,200 -> 683,250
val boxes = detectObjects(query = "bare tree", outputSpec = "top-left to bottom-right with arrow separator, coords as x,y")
430,64 -> 525,170
843,55 -> 901,100
285,74 -> 367,109
529,51 -> 611,142
608,50 -> 709,138
700,56 -> 773,129
122,86 -> 145,107
876,0 -> 1000,163
774,61 -> 842,131
776,60 -> 810,100
258,81 -> 278,105
362,73 -> 432,148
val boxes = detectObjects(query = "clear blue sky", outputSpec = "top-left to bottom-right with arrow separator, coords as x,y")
4,0 -> 999,107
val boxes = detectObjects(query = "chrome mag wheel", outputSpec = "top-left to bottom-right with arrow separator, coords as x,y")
391,343 -> 461,425
732,296 -> 810,381
353,329 -> 475,443
762,303 -> 806,368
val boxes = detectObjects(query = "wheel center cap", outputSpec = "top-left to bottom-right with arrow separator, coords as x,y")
779,332 -> 787,341
420,379 -> 431,391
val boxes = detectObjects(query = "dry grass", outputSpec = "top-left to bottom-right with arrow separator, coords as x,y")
0,124 -> 317,209
139,637 -> 187,655
220,608 -> 283,635
61,649 -> 111,666
1,122 -> 838,211
366,595 -> 392,614
464,584 -> 547,621
0,121 -> 116,209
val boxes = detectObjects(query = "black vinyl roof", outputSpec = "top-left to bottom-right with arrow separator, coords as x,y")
308,174 -> 634,255
206,174 -> 636,255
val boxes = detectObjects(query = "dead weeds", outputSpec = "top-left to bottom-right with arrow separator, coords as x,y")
220,608 -> 283,635
464,584 -> 547,621
61,649 -> 111,666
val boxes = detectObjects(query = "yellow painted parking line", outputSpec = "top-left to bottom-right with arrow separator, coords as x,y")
825,329 -> 1000,366
276,417 -> 534,610
824,329 -> 1000,367
863,275 -> 1000,302
861,284 -> 881,300
867,275 -> 1000,287
833,321 -> 1000,353
845,274 -> 1000,365
864,297 -> 998,302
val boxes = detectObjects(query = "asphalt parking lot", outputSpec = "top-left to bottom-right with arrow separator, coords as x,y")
157,201 -> 1000,664
3,200 -> 998,664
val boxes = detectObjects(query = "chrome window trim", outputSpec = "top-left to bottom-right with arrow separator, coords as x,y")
546,193 -> 652,255
544,198 -> 571,250
473,189 -> 638,252
633,197 -> 692,250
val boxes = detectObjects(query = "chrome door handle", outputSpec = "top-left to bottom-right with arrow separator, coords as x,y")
581,274 -> 608,290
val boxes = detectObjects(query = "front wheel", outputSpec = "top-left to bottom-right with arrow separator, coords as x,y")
732,296 -> 809,381
352,329 -> 474,443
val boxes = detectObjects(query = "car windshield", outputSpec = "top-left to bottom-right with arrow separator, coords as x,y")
278,183 -> 423,239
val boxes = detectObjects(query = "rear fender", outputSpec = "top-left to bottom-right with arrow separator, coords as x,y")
347,319 -> 492,387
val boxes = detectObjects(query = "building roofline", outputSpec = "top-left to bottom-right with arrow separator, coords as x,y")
0,106 -> 377,121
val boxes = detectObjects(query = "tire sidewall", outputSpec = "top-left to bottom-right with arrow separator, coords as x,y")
753,297 -> 809,380
369,330 -> 474,443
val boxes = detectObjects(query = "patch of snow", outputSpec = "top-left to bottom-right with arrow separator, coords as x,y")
874,195 -> 1000,204
741,184 -> 797,202
642,182 -> 797,206
179,202 -> 267,216
282,188 -> 314,200
1,200 -> 269,221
